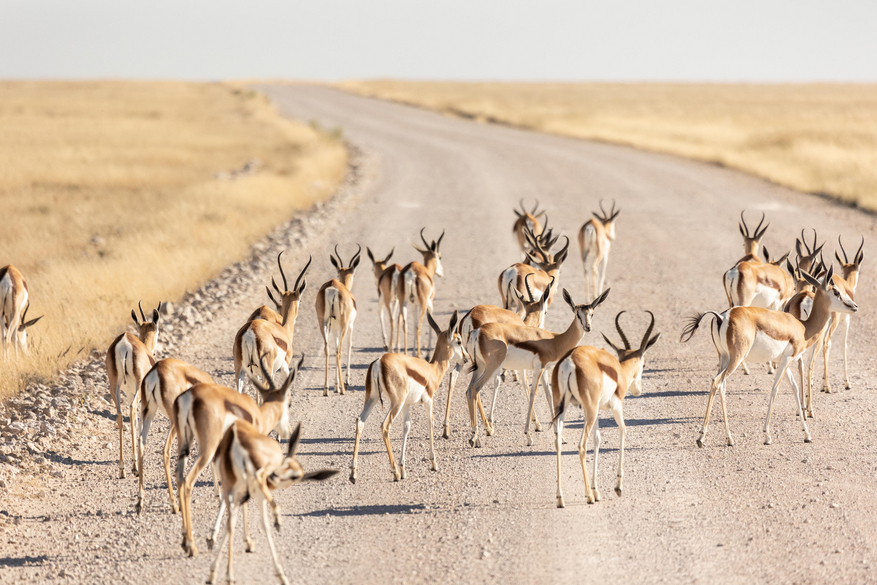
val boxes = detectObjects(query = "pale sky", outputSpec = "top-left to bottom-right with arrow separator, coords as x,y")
2,0 -> 876,81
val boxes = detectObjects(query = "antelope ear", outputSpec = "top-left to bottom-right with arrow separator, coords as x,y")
591,288 -> 610,308
131,310 -> 140,326
303,469 -> 339,481
762,246 -> 770,263
330,255 -> 340,270
152,309 -> 160,325
513,209 -> 523,218
351,255 -> 361,269
286,423 -> 302,458
562,288 -> 576,311
384,248 -> 394,263
297,279 -> 308,295
823,264 -> 834,287
426,311 -> 442,337
22,315 -> 43,329
366,247 -> 376,263
645,333 -> 661,352
835,250 -> 844,266
801,269 -> 821,289
555,247 -> 569,264
448,310 -> 459,333
785,259 -> 795,275
777,250 -> 790,264
857,251 -> 864,265
601,333 -> 619,354
411,242 -> 428,254
795,239 -> 804,257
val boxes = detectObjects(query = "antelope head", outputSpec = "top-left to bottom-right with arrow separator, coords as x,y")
593,199 -> 621,240
14,302 -> 43,354
427,310 -> 465,363
795,228 -> 825,272
601,311 -> 661,396
266,251 -> 311,324
513,198 -> 546,236
738,210 -> 769,257
412,228 -> 445,277
267,424 -> 339,490
562,287 -> 609,335
835,235 -> 864,282
130,300 -> 161,353
330,244 -> 362,289
248,353 -> 306,440
366,247 -> 395,284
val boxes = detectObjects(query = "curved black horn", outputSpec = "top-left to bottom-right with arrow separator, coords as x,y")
524,272 -> 536,303
266,285 -> 281,308
640,311 -> 656,350
531,199 -> 540,214
436,230 -> 445,249
420,228 -> 430,251
295,255 -> 312,291
333,244 -> 343,265
838,235 -> 849,263
800,229 -> 810,254
519,198 -> 528,214
753,212 -> 766,238
21,302 -> 29,323
615,311 -> 631,350
856,236 -> 865,264
276,251 -> 288,291
556,235 -> 570,258
599,199 -> 609,220
350,244 -> 362,265
138,300 -> 147,323
740,211 -> 749,237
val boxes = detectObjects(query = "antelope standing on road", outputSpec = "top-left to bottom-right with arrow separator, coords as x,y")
350,311 -> 463,483
397,229 -> 444,358
681,265 -> 857,447
0,265 -> 42,356
316,245 -> 360,395
175,356 -> 302,557
234,252 -> 310,397
498,233 -> 569,314
136,358 -> 213,515
578,199 -> 620,303
512,199 -> 546,257
443,273 -> 550,439
206,422 -> 337,585
553,311 -> 660,507
106,301 -> 160,479
367,247 -> 401,351
466,288 -> 610,448
821,236 -> 863,393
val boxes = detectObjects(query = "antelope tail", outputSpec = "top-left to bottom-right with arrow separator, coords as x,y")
680,311 -> 724,343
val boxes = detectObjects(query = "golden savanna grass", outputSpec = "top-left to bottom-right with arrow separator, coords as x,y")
339,81 -> 877,210
0,81 -> 347,399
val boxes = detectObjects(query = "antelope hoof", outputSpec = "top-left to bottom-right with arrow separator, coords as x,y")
485,425 -> 494,437
615,486 -> 623,497
844,380 -> 852,390
534,421 -> 543,432
400,467 -> 407,480
323,389 -> 329,397
804,434 -> 812,443
726,438 -> 735,447
696,437 -> 704,448
245,538 -> 255,553
586,493 -> 595,505
469,436 -> 482,448
206,537 -> 215,551
593,489 -> 602,502
430,460 -> 438,472
119,468 -> 126,479
764,435 -> 773,446
557,496 -> 565,508
442,427 -> 450,440
170,501 -> 179,515
392,470 -> 401,482
349,468 -> 357,484
525,434 -> 534,447
188,544 -> 199,557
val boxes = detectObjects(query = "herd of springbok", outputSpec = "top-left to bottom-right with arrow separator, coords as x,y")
0,202 -> 863,583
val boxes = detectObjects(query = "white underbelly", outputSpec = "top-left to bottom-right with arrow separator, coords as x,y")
404,380 -> 428,405
746,330 -> 791,364
750,286 -> 781,310
502,345 -> 539,372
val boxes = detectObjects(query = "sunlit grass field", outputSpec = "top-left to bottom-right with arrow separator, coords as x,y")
0,81 -> 347,399
339,80 -> 877,210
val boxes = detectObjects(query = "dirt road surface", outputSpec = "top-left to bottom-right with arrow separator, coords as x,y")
2,86 -> 877,584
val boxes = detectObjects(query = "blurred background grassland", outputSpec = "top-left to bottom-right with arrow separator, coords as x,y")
339,81 -> 877,210
0,80 -> 347,399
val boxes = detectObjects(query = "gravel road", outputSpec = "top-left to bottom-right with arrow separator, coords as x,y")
2,85 -> 877,584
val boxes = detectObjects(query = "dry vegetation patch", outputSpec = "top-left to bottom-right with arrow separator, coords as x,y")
339,81 -> 877,210
0,81 -> 346,399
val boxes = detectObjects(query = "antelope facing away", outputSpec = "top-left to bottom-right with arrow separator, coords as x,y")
498,233 -> 569,314
136,358 -> 213,515
316,244 -> 360,395
681,265 -> 857,447
206,422 -> 337,585
106,301 -> 160,479
513,198 -> 546,258
0,265 -> 42,356
578,199 -> 620,303
443,273 -> 550,439
398,229 -> 444,358
553,311 -> 660,507
351,311 -> 464,483
175,355 -> 301,557
366,247 -> 401,351
466,288 -> 610,448
821,236 -> 863,393
234,252 -> 310,396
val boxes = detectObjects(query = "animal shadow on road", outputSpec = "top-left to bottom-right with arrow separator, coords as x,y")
0,555 -> 49,568
296,503 -> 426,517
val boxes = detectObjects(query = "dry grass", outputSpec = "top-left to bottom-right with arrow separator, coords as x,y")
0,81 -> 347,399
339,81 -> 877,210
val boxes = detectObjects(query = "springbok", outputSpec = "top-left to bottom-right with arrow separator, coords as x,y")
175,355 -> 301,557
397,229 -> 444,358
206,422 -> 337,585
821,236 -> 863,393
316,244 -> 360,395
350,311 -> 463,483
443,273 -> 551,439
136,358 -> 213,515
0,266 -> 41,356
366,247 -> 401,351
498,234 -> 569,313
721,211 -> 770,306
681,265 -> 857,447
578,199 -> 620,303
553,311 -> 660,507
466,288 -> 611,448
234,253 -> 309,396
796,228 -> 825,273
512,198 -> 546,257
106,301 -> 160,479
